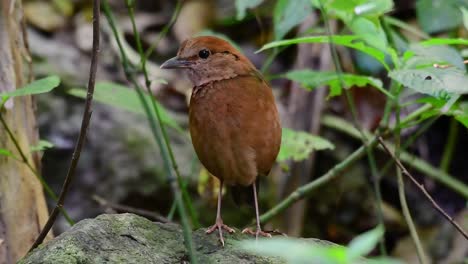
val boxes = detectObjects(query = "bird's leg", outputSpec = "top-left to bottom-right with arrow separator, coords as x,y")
242,182 -> 272,239
206,180 -> 235,246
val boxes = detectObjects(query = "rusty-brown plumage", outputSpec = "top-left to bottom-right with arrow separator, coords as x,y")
161,36 -> 281,245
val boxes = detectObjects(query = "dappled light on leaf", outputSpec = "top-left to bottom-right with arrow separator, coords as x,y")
277,128 -> 334,162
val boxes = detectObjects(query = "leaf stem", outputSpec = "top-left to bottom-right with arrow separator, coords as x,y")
439,118 -> 458,172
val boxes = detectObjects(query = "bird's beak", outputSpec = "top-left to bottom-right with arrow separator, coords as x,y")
160,56 -> 192,69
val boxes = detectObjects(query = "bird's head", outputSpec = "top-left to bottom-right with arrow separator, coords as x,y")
160,36 -> 256,86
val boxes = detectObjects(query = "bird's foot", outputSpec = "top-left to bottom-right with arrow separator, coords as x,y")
241,227 -> 272,239
206,218 -> 235,246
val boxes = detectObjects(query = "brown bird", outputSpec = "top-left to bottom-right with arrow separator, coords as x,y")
161,36 -> 281,245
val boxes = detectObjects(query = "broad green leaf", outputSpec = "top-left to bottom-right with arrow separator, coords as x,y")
462,7 -> 468,29
326,0 -> 393,23
455,102 -> 468,128
258,35 -> 390,69
68,82 -> 183,132
240,232 -> 402,264
354,0 -> 394,16
239,238 -> 347,263
327,0 -> 366,13
0,149 -> 13,157
274,0 -> 313,40
347,225 -> 384,260
416,0 -> 467,33
327,0 -> 391,52
348,16 -> 388,51
389,67 -> 468,100
0,75 -> 60,101
412,97 -> 468,128
30,140 -> 54,152
284,70 -> 392,98
277,128 -> 334,162
235,0 -> 263,20
404,44 -> 466,71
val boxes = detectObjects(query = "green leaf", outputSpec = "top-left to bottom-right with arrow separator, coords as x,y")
68,82 -> 183,132
273,0 -> 313,40
239,238 -> 347,263
421,38 -> 468,46
277,128 -> 334,162
284,70 -> 392,98
0,149 -> 13,157
347,225 -> 384,260
462,7 -> 468,29
416,0 -> 467,34
348,16 -> 388,51
404,44 -> 466,71
419,98 -> 468,128
258,35 -> 390,70
235,0 -> 264,20
0,75 -> 60,101
389,67 -> 468,99
30,140 -> 54,152
327,0 -> 366,13
354,0 -> 394,16
455,103 -> 468,128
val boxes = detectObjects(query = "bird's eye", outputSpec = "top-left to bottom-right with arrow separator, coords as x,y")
198,49 -> 210,59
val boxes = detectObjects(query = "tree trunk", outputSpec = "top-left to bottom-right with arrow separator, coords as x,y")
0,0 -> 50,263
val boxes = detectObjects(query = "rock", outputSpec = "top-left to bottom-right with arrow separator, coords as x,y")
20,213 -> 285,264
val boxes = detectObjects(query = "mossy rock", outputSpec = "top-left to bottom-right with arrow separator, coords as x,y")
21,213 -> 288,263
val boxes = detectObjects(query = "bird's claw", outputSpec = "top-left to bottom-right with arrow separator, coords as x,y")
206,219 -> 235,246
241,227 -> 272,239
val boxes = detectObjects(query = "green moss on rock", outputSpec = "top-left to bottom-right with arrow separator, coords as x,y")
20,214 -> 284,264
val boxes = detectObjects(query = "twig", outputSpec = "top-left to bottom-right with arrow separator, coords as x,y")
28,0 -> 100,252
394,100 -> 428,264
377,137 -> 468,240
92,195 -> 170,223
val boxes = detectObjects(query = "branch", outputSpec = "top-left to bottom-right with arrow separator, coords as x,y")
260,140 -> 375,223
28,0 -> 100,252
377,137 -> 468,240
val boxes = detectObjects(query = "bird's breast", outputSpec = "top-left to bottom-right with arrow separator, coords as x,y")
188,75 -> 281,186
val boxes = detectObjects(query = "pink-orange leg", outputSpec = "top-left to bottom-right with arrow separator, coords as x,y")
242,182 -> 272,239
206,180 -> 235,246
